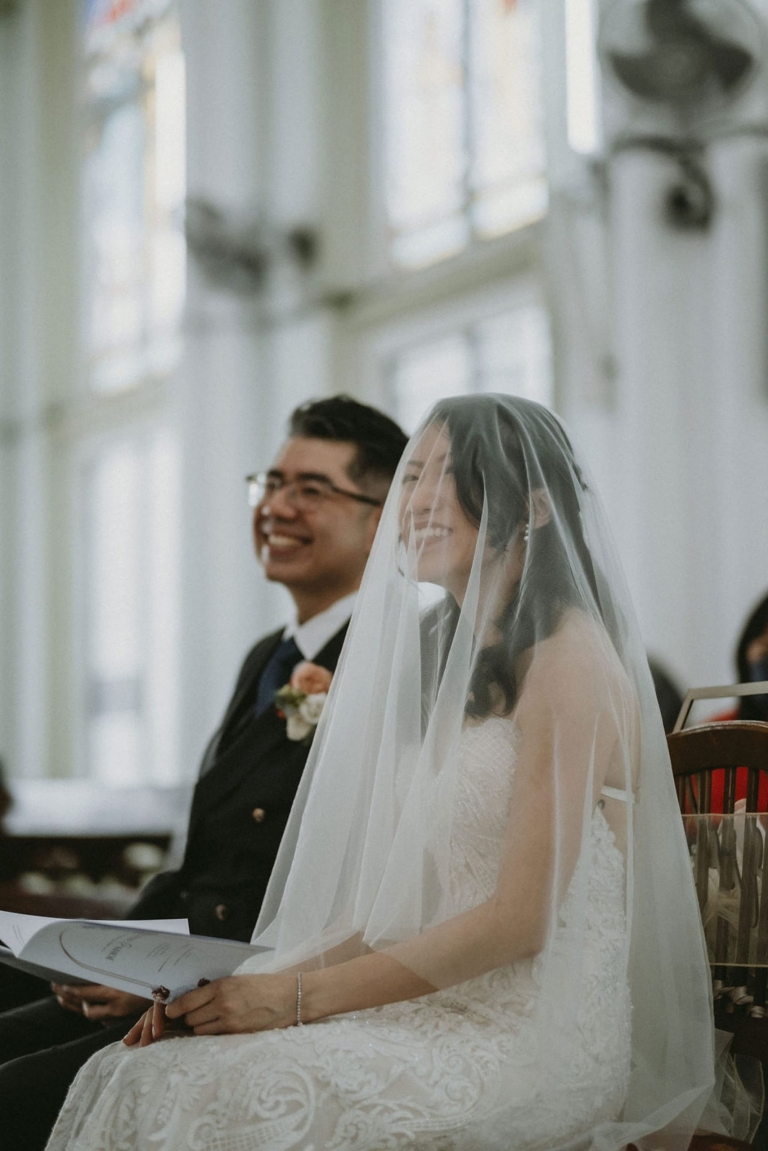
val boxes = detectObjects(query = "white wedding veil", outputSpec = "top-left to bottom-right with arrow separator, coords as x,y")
249,394 -> 717,1149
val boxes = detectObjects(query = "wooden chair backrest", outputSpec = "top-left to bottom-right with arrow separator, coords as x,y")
667,721 -> 768,814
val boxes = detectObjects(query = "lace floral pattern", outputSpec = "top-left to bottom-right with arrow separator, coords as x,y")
47,719 -> 631,1151
446,718 -> 522,911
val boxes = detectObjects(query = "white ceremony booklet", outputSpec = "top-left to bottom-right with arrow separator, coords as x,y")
0,912 -> 269,1001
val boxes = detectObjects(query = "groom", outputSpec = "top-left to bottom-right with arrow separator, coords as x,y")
0,395 -> 407,1149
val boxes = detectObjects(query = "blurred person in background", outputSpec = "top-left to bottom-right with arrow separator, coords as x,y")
648,658 -> 684,733
720,591 -> 768,723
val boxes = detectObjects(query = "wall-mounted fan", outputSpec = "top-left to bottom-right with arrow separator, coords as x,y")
600,0 -> 760,111
598,0 -> 764,230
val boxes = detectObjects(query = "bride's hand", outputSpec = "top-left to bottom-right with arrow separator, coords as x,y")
123,1000 -> 168,1047
164,974 -> 296,1035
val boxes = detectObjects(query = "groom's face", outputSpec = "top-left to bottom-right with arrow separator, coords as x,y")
253,437 -> 381,608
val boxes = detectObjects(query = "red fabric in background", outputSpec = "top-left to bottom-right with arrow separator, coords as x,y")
703,710 -> 768,811
707,766 -> 768,811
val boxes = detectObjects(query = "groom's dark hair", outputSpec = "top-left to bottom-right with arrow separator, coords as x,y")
289,395 -> 407,494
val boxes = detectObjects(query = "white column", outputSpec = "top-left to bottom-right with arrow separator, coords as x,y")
265,0 -> 338,421
608,151 -> 712,686
176,0 -> 285,777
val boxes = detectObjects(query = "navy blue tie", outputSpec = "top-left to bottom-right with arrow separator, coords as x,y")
254,636 -> 302,717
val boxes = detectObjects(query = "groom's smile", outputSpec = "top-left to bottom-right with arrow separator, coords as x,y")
259,527 -> 314,562
253,436 -> 383,621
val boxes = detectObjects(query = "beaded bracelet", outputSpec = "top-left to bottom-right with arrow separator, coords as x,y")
296,972 -> 304,1026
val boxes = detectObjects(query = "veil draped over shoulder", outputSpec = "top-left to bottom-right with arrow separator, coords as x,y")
248,395 -> 716,1150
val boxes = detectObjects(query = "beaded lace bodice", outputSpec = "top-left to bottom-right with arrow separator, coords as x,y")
447,717 -> 522,910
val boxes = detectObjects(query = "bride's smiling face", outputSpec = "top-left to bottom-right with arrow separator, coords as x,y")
399,424 -> 483,597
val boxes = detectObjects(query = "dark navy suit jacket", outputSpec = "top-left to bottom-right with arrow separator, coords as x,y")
130,624 -> 348,941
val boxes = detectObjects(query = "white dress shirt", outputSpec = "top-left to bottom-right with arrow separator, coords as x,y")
282,592 -> 358,661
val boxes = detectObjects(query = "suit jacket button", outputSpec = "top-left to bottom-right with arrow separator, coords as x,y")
252,807 -> 266,823
214,903 -> 228,921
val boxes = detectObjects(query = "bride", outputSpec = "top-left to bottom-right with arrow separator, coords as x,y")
47,395 -> 716,1151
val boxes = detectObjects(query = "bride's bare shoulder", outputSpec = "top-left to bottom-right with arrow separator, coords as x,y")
524,609 -> 632,705
531,607 -> 608,660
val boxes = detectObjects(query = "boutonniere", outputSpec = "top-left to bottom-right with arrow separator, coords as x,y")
274,662 -> 333,742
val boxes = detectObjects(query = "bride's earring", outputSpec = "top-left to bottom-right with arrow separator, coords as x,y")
523,522 -> 530,544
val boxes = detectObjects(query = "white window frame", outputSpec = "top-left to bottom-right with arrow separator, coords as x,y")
71,407 -> 181,786
348,247 -> 553,413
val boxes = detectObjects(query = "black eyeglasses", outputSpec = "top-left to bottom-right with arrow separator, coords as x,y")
246,472 -> 382,512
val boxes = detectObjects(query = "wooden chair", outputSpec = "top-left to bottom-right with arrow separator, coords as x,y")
668,721 -> 768,1026
665,721 -> 768,1147
0,831 -> 172,920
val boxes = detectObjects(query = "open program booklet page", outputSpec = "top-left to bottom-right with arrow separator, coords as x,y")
0,912 -> 269,1001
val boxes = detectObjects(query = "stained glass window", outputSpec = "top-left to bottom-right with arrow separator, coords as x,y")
83,0 -> 185,392
383,0 -> 547,269
387,300 -> 552,431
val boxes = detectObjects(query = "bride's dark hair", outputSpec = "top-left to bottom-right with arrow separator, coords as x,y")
431,394 -> 604,719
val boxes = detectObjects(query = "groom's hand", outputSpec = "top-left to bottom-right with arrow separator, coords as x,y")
165,974 -> 296,1034
51,983 -> 150,1020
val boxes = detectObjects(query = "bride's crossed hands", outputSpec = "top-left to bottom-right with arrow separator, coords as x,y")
122,974 -> 298,1047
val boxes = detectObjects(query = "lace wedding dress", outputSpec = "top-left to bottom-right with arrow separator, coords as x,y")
47,716 -> 631,1151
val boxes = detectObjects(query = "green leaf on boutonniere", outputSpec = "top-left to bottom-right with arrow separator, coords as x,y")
274,685 -> 307,712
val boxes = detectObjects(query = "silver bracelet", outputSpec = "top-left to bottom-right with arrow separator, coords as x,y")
296,972 -> 304,1027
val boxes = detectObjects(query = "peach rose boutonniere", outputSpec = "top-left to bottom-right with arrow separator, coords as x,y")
274,662 -> 333,742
